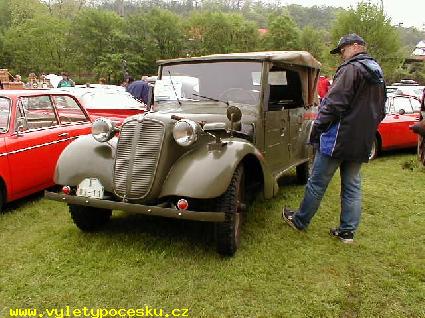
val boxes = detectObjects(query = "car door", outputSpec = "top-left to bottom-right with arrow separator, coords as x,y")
381,96 -> 418,148
0,96 -> 12,202
51,94 -> 91,150
263,68 -> 291,174
5,94 -> 63,197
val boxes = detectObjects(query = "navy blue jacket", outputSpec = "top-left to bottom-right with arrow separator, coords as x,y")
127,80 -> 150,104
310,53 -> 386,162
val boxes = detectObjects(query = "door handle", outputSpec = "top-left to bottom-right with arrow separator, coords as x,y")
58,132 -> 69,137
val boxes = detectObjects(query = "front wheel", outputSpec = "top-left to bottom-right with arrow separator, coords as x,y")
215,165 -> 245,256
69,204 -> 112,231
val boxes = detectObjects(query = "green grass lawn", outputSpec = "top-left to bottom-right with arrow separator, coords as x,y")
1,152 -> 424,318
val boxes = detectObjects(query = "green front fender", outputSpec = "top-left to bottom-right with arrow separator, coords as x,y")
54,135 -> 116,192
160,139 -> 275,199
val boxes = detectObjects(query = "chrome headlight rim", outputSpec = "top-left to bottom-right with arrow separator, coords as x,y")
92,117 -> 116,143
173,119 -> 199,146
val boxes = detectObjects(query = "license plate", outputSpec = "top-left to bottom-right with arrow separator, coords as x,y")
77,178 -> 104,199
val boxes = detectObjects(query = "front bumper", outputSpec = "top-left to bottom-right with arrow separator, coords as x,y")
45,191 -> 225,222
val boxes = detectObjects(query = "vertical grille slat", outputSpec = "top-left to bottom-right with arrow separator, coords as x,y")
114,119 -> 165,199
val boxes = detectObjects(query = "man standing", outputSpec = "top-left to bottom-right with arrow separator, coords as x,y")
282,34 -> 386,243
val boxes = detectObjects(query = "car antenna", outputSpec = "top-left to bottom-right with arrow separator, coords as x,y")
167,70 -> 182,106
192,93 -> 229,106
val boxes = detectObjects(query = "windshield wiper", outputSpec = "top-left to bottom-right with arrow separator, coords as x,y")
167,70 -> 182,106
193,93 -> 229,106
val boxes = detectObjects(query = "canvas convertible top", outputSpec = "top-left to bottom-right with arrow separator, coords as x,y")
157,51 -> 321,69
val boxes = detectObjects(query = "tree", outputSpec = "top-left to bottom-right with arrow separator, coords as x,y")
2,14 -> 70,75
331,1 -> 403,80
186,11 -> 259,56
68,8 -> 126,75
262,13 -> 301,51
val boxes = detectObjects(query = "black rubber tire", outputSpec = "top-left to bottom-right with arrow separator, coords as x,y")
215,165 -> 245,256
69,204 -> 112,231
369,137 -> 379,160
296,160 -> 311,184
418,136 -> 425,167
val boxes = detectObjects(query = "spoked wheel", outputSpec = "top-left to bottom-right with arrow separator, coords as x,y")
215,165 -> 246,256
418,136 -> 425,167
69,204 -> 112,231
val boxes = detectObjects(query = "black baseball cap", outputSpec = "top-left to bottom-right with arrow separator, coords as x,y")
330,33 -> 366,54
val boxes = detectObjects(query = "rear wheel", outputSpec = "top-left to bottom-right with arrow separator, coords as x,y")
215,165 -> 245,256
69,204 -> 112,231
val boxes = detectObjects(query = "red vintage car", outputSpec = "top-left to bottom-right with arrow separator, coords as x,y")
0,90 -> 92,210
370,94 -> 421,159
57,87 -> 147,124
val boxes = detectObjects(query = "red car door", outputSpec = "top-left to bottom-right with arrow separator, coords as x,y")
51,94 -> 91,149
380,96 -> 418,149
0,96 -> 12,202
5,95 -> 64,199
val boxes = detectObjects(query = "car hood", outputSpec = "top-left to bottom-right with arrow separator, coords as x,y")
137,102 -> 258,125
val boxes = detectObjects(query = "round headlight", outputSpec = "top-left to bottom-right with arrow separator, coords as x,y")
92,118 -> 115,142
173,119 -> 199,146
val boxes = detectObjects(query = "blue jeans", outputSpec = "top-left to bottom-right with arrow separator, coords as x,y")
292,151 -> 362,232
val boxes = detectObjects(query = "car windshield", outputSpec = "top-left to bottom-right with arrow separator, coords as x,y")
80,91 -> 145,109
155,61 -> 262,106
0,97 -> 11,132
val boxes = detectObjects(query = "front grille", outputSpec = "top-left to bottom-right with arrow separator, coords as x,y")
114,118 -> 165,200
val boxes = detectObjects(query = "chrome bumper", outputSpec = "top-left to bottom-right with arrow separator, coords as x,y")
45,191 -> 225,222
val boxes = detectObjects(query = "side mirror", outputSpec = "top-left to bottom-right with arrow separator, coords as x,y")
15,117 -> 26,136
227,105 -> 242,123
398,109 -> 406,115
226,106 -> 242,137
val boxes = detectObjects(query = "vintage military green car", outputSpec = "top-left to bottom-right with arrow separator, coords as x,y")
46,51 -> 321,256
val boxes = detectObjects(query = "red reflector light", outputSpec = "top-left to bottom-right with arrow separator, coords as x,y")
177,199 -> 188,210
62,186 -> 71,195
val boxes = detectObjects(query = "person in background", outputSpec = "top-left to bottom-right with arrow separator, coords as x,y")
26,73 -> 38,88
57,72 -> 75,88
317,75 -> 331,102
98,77 -> 107,85
126,76 -> 149,104
14,74 -> 22,83
281,34 -> 386,243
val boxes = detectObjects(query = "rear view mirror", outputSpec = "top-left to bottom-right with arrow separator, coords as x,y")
15,117 -> 26,135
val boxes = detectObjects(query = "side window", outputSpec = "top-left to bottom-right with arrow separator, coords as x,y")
0,97 -> 11,132
19,95 -> 58,130
53,95 -> 89,123
268,68 -> 303,111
